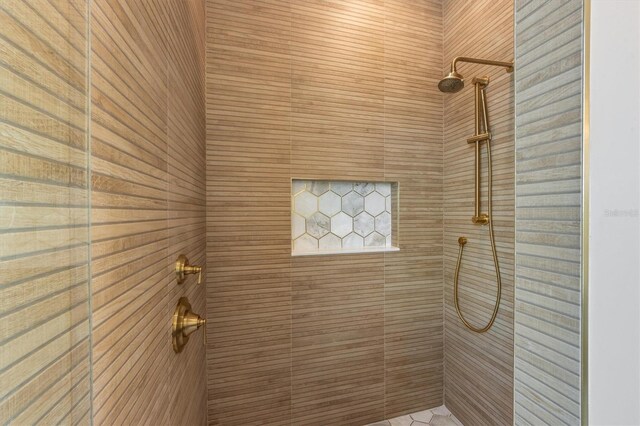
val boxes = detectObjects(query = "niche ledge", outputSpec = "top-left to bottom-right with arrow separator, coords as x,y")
291,179 -> 399,256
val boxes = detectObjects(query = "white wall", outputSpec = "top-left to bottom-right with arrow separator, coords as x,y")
589,1 -> 640,425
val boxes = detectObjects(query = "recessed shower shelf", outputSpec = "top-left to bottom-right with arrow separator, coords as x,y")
292,246 -> 400,257
291,179 -> 399,256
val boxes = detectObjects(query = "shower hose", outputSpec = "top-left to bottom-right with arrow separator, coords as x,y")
453,138 -> 502,333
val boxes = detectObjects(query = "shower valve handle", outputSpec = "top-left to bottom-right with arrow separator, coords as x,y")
175,254 -> 203,284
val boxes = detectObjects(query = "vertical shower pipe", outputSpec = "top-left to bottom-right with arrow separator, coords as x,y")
470,77 -> 489,225
474,80 -> 482,222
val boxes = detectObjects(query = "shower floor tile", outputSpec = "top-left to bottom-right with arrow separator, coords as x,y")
366,405 -> 463,426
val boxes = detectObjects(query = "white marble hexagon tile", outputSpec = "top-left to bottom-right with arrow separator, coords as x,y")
291,180 -> 395,254
366,405 -> 463,426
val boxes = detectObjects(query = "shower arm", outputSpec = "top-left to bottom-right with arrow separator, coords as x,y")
450,56 -> 514,74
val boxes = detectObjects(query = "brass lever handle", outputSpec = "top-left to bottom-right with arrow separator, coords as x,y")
172,297 -> 206,353
175,254 -> 202,284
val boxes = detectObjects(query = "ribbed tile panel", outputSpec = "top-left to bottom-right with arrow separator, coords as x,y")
206,1 -> 293,424
383,0 -> 444,417
442,1 -> 515,425
0,1 -> 91,423
514,0 -> 584,425
206,1 -> 444,424
90,1 -> 207,424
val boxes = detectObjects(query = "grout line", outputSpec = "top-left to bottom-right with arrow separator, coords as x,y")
440,0 -> 446,409
86,0 -> 94,423
288,2 -> 293,423
382,0 -> 386,418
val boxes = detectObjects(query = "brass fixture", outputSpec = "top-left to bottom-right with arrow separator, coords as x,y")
469,76 -> 490,225
439,56 -> 514,93
175,254 -> 202,284
581,2 -> 591,422
439,57 -> 513,333
172,297 -> 206,353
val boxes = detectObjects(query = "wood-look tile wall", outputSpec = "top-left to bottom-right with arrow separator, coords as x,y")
206,1 -> 444,424
442,1 -> 515,425
382,1 -> 444,417
206,1 -> 292,424
514,0 -> 583,424
0,1 -> 92,424
90,1 -> 207,425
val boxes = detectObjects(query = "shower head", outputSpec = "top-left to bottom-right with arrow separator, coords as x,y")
439,56 -> 514,94
438,71 -> 464,93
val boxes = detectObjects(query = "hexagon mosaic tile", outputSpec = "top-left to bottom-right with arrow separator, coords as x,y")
365,405 -> 463,426
292,180 -> 397,255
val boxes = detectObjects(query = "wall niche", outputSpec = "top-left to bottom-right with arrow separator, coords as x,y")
291,179 -> 399,255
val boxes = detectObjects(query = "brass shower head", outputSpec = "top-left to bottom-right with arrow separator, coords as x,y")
438,56 -> 513,94
438,70 -> 465,93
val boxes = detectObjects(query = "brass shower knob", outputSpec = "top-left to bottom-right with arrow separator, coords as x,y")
172,297 -> 206,353
175,254 -> 202,284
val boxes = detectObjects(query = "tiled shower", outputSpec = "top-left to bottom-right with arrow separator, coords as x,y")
0,0 -> 587,425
